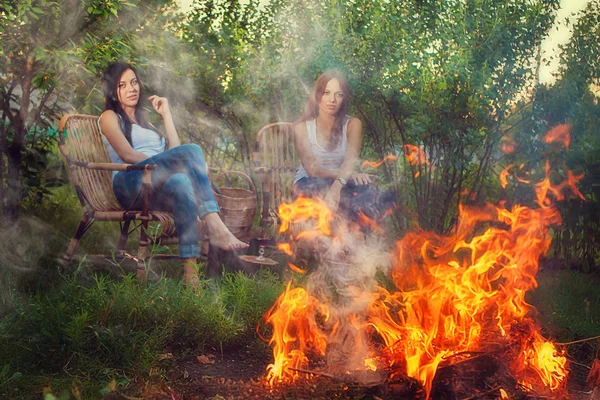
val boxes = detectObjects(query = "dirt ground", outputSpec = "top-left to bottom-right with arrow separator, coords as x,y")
102,341 -> 597,400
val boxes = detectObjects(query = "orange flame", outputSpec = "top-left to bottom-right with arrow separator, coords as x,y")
404,144 -> 429,179
500,164 -> 514,189
362,154 -> 398,168
264,283 -> 328,385
403,144 -> 428,166
543,124 -> 572,148
277,243 -> 293,256
288,263 -> 307,275
278,196 -> 334,238
264,129 -> 575,397
500,138 -> 517,154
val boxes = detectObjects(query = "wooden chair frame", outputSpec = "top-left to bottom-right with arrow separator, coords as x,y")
58,114 -> 207,281
252,122 -> 297,234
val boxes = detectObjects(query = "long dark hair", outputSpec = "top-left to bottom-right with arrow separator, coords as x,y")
102,61 -> 147,145
298,70 -> 351,149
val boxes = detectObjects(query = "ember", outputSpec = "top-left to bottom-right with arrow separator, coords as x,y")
262,127 -> 582,398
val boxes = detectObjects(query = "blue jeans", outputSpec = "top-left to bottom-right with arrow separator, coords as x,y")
112,144 -> 219,258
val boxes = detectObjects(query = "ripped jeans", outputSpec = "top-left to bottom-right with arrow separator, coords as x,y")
112,144 -> 219,258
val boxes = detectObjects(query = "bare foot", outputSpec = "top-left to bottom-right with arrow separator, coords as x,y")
204,213 -> 249,251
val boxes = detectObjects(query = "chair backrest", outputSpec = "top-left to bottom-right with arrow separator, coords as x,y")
58,114 -> 122,211
253,122 -> 297,216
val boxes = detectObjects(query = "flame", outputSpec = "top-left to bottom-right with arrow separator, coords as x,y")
364,357 -> 377,371
403,144 -> 428,166
500,164 -> 514,189
499,388 -> 509,399
278,243 -> 293,256
362,154 -> 398,168
543,124 -> 572,148
263,129 -> 575,397
500,138 -> 517,154
278,196 -> 334,238
288,263 -> 307,275
264,283 -> 328,385
403,144 -> 429,178
356,211 -> 385,234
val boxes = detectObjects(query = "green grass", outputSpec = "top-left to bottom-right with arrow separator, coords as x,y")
528,269 -> 600,340
527,269 -> 600,367
0,267 -> 284,399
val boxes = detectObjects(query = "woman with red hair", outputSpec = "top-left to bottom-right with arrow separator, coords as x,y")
293,71 -> 390,223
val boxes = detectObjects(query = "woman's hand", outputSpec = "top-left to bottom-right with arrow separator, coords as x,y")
148,95 -> 171,117
350,172 -> 372,186
324,183 -> 342,211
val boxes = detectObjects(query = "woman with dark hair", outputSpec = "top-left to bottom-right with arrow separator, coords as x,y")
99,61 -> 247,287
294,71 -> 387,222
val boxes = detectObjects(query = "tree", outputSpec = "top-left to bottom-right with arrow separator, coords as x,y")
0,0 -> 176,220
508,1 -> 600,271
216,0 -> 560,233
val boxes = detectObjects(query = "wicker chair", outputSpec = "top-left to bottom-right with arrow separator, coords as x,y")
252,122 -> 297,234
58,114 -> 208,281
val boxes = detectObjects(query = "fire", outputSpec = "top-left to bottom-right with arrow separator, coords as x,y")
543,124 -> 572,148
288,263 -> 307,275
264,283 -> 328,385
361,154 -> 398,168
262,128 -> 577,397
277,243 -> 293,256
500,137 -> 517,154
403,144 -> 429,178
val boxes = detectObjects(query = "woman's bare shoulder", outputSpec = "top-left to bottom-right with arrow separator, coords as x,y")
293,120 -> 308,135
347,116 -> 362,128
99,110 -> 121,133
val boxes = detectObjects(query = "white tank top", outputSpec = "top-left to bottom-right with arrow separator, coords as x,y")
294,116 -> 349,183
98,113 -> 166,178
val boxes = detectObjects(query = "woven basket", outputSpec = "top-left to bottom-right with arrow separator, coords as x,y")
213,171 -> 257,240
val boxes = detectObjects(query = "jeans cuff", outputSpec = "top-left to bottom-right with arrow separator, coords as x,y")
197,200 -> 220,218
179,244 -> 200,258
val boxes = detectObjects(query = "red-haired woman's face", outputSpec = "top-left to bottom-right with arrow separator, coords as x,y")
318,78 -> 344,117
117,68 -> 140,109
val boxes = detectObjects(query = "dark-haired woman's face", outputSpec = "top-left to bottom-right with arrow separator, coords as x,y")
318,78 -> 344,117
117,69 -> 140,109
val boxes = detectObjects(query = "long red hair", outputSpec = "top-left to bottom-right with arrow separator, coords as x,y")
298,70 -> 351,148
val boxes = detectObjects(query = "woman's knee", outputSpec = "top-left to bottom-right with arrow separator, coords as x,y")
180,143 -> 205,160
163,173 -> 194,199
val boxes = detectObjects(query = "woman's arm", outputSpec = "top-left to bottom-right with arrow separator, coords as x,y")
324,117 -> 371,209
294,122 -> 338,179
149,95 -> 181,149
336,117 -> 363,182
99,110 -> 148,164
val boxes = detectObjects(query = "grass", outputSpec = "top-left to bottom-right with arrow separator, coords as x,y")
528,268 -> 600,367
2,182 -> 599,398
0,266 -> 284,399
529,269 -> 600,340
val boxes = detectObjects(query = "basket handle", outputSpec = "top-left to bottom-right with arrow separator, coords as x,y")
212,170 -> 256,193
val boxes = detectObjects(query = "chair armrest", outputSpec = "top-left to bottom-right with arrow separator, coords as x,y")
254,166 -> 273,174
69,159 -> 157,171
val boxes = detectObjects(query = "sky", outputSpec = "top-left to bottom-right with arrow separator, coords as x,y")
175,0 -> 590,85
539,0 -> 590,84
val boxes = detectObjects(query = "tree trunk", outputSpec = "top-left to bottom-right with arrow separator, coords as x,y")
5,138 -> 23,221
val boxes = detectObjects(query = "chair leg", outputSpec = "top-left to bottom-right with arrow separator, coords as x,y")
117,220 -> 132,252
198,217 -> 209,261
137,222 -> 149,284
62,214 -> 92,265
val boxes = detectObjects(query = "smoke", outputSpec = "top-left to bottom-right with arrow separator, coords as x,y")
0,216 -> 70,312
297,216 -> 393,379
